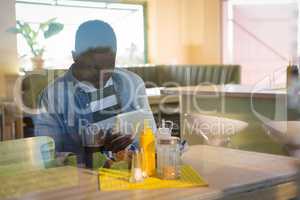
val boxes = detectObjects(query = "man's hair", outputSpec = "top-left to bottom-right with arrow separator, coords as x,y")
74,20 -> 117,57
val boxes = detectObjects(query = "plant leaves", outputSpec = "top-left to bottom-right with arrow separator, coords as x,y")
7,18 -> 63,57
35,48 -> 45,56
30,30 -> 38,41
23,22 -> 32,35
16,20 -> 23,29
44,22 -> 64,39
6,27 -> 21,34
39,18 -> 57,31
7,20 -> 23,34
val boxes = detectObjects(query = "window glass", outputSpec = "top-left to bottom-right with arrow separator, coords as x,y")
16,0 -> 145,70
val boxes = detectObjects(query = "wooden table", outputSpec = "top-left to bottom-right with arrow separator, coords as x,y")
2,145 -> 300,200
146,87 -> 179,105
146,87 -> 179,112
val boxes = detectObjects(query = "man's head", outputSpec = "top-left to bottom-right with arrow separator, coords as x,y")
72,20 -> 117,84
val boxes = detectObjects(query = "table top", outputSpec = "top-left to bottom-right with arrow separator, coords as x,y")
146,87 -> 179,105
2,145 -> 300,200
161,85 -> 287,99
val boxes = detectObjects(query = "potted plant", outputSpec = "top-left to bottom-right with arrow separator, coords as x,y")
8,18 -> 64,70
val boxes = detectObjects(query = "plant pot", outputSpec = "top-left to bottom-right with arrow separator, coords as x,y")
31,56 -> 44,70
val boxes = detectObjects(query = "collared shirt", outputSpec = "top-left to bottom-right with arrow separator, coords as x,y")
34,66 -> 156,162
78,77 -> 121,134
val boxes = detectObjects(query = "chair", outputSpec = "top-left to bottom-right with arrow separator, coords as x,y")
183,113 -> 248,147
263,121 -> 300,157
0,136 -> 56,175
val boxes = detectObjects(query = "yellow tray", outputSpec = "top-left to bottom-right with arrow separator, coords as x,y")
99,165 -> 208,191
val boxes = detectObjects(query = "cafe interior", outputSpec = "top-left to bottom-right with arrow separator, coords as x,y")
1,0 -> 300,199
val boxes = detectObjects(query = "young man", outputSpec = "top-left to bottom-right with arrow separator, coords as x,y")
34,20 -> 156,163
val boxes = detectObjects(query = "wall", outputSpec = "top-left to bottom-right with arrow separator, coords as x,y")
0,0 -> 222,98
0,0 -> 19,98
147,0 -> 222,65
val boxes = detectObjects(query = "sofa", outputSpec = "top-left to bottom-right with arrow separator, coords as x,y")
123,64 -> 240,88
22,64 -> 240,109
21,64 -> 240,137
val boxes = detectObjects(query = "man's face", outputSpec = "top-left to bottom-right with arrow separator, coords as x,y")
75,48 -> 116,86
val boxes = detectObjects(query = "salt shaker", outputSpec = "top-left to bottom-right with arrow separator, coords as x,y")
129,150 -> 144,183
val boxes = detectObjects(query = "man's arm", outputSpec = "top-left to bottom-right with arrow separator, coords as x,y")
134,76 -> 157,132
34,91 -> 65,152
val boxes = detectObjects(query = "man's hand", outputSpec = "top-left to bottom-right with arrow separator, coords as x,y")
103,132 -> 133,153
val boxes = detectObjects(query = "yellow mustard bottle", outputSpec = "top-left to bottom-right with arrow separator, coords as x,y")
140,120 -> 156,177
